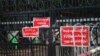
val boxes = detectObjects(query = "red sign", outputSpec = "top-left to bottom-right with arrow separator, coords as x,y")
33,17 -> 50,28
22,27 -> 39,37
60,26 -> 90,47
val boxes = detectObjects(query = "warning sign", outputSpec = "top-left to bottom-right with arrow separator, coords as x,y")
33,17 -> 50,28
22,27 -> 39,37
60,26 -> 90,47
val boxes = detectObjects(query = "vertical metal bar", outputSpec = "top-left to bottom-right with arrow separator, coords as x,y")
60,47 -> 62,56
12,44 -> 14,56
7,44 -> 9,56
37,45 -> 39,56
17,45 -> 20,56
27,44 -> 30,56
44,45 -> 46,56
39,45 -> 40,56
11,44 -> 12,56
75,47 -> 77,56
35,46 -> 37,56
62,48 -> 64,56
0,44 -> 1,56
16,44 -> 17,56
43,45 -> 45,56
76,47 -> 77,56
42,44 -> 44,56
46,44 -> 47,56
42,45 -> 43,56
38,45 -> 40,56
14,44 -> 15,56
10,44 -> 15,56
62,47 -> 64,56
29,44 -> 30,56
59,46 -> 61,56
1,44 -> 2,56
96,21 -> 98,46
6,45 -> 9,55
10,44 -> 13,55
17,43 -> 19,56
31,44 -> 33,56
25,45 -> 27,56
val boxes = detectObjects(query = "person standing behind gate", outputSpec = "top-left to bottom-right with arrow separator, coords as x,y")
46,29 -> 56,56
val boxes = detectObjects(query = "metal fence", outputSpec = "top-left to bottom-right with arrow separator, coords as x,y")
0,0 -> 100,56
0,18 -> 100,56
0,43 -> 74,56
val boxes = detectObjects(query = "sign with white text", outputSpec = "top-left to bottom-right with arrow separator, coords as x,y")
22,27 -> 39,37
60,26 -> 90,47
33,17 -> 50,28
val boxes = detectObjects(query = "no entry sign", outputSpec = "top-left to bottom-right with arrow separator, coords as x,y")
60,26 -> 90,47
22,27 -> 39,37
33,17 -> 50,28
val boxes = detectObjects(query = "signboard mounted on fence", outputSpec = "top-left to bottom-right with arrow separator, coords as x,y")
33,17 -> 50,28
60,26 -> 90,47
22,27 -> 39,37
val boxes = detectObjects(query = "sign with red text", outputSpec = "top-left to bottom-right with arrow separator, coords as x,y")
60,26 -> 90,47
22,27 -> 39,37
33,17 -> 50,28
